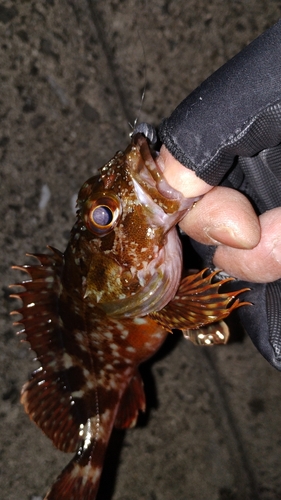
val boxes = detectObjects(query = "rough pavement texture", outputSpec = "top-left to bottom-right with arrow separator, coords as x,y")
1,1 -> 281,499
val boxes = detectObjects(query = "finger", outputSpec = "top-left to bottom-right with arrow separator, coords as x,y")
180,186 -> 261,249
213,208 -> 281,282
158,145 -> 213,197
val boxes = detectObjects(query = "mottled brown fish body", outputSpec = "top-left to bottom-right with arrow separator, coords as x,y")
11,134 -> 248,499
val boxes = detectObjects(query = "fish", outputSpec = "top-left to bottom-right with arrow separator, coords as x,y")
10,129 -> 248,500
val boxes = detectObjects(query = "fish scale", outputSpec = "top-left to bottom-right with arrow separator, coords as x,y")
11,131 -> 248,499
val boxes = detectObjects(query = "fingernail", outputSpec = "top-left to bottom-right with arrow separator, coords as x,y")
205,226 -> 250,248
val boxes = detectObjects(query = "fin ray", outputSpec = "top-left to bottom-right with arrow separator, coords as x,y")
150,269 -> 249,332
115,370 -> 146,429
12,249 -> 88,452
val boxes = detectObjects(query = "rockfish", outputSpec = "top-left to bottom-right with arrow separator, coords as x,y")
11,129 -> 247,499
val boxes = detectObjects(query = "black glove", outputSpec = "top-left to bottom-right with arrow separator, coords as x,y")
159,20 -> 281,370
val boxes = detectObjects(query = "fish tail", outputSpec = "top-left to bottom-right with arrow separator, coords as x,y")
44,440 -> 106,500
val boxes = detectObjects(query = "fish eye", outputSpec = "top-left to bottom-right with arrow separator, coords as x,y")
92,205 -> 113,226
85,194 -> 121,236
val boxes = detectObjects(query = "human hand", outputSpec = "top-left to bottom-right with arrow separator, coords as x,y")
158,146 -> 281,283
156,20 -> 281,369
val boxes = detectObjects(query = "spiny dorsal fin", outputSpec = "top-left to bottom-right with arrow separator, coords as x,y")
11,249 -> 92,453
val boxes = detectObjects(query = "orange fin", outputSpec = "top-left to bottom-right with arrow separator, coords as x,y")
11,248 -> 90,452
184,320 -> 230,345
150,269 -> 249,333
114,371 -> 146,429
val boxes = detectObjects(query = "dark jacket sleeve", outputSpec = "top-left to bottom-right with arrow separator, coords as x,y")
159,20 -> 281,370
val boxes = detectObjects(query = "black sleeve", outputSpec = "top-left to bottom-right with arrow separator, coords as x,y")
159,20 -> 281,370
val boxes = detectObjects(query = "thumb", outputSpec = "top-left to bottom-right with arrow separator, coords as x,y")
158,145 -> 260,250
157,145 -> 212,197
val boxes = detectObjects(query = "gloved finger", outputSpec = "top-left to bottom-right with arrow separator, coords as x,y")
213,207 -> 281,282
158,145 -> 213,197
180,186 -> 261,249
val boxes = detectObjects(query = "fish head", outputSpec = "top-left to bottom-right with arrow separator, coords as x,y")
70,133 -> 198,317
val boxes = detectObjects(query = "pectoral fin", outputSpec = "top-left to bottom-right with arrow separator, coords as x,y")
150,269 -> 250,341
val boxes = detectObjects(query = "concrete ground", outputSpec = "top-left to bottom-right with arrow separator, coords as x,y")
1,1 -> 281,499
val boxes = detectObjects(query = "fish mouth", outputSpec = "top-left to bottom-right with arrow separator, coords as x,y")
130,133 -> 200,224
99,228 -> 183,318
132,133 -> 187,200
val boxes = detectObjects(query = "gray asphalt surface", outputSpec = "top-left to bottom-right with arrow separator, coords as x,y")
1,1 -> 281,499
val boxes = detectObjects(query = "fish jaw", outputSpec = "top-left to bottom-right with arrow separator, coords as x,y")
128,133 -> 199,220
100,227 -> 183,318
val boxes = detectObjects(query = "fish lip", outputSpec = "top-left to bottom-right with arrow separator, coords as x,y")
98,228 -> 183,318
132,133 -> 184,200
130,134 -> 201,221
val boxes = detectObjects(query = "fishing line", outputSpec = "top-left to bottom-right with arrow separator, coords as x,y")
129,29 -> 148,134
